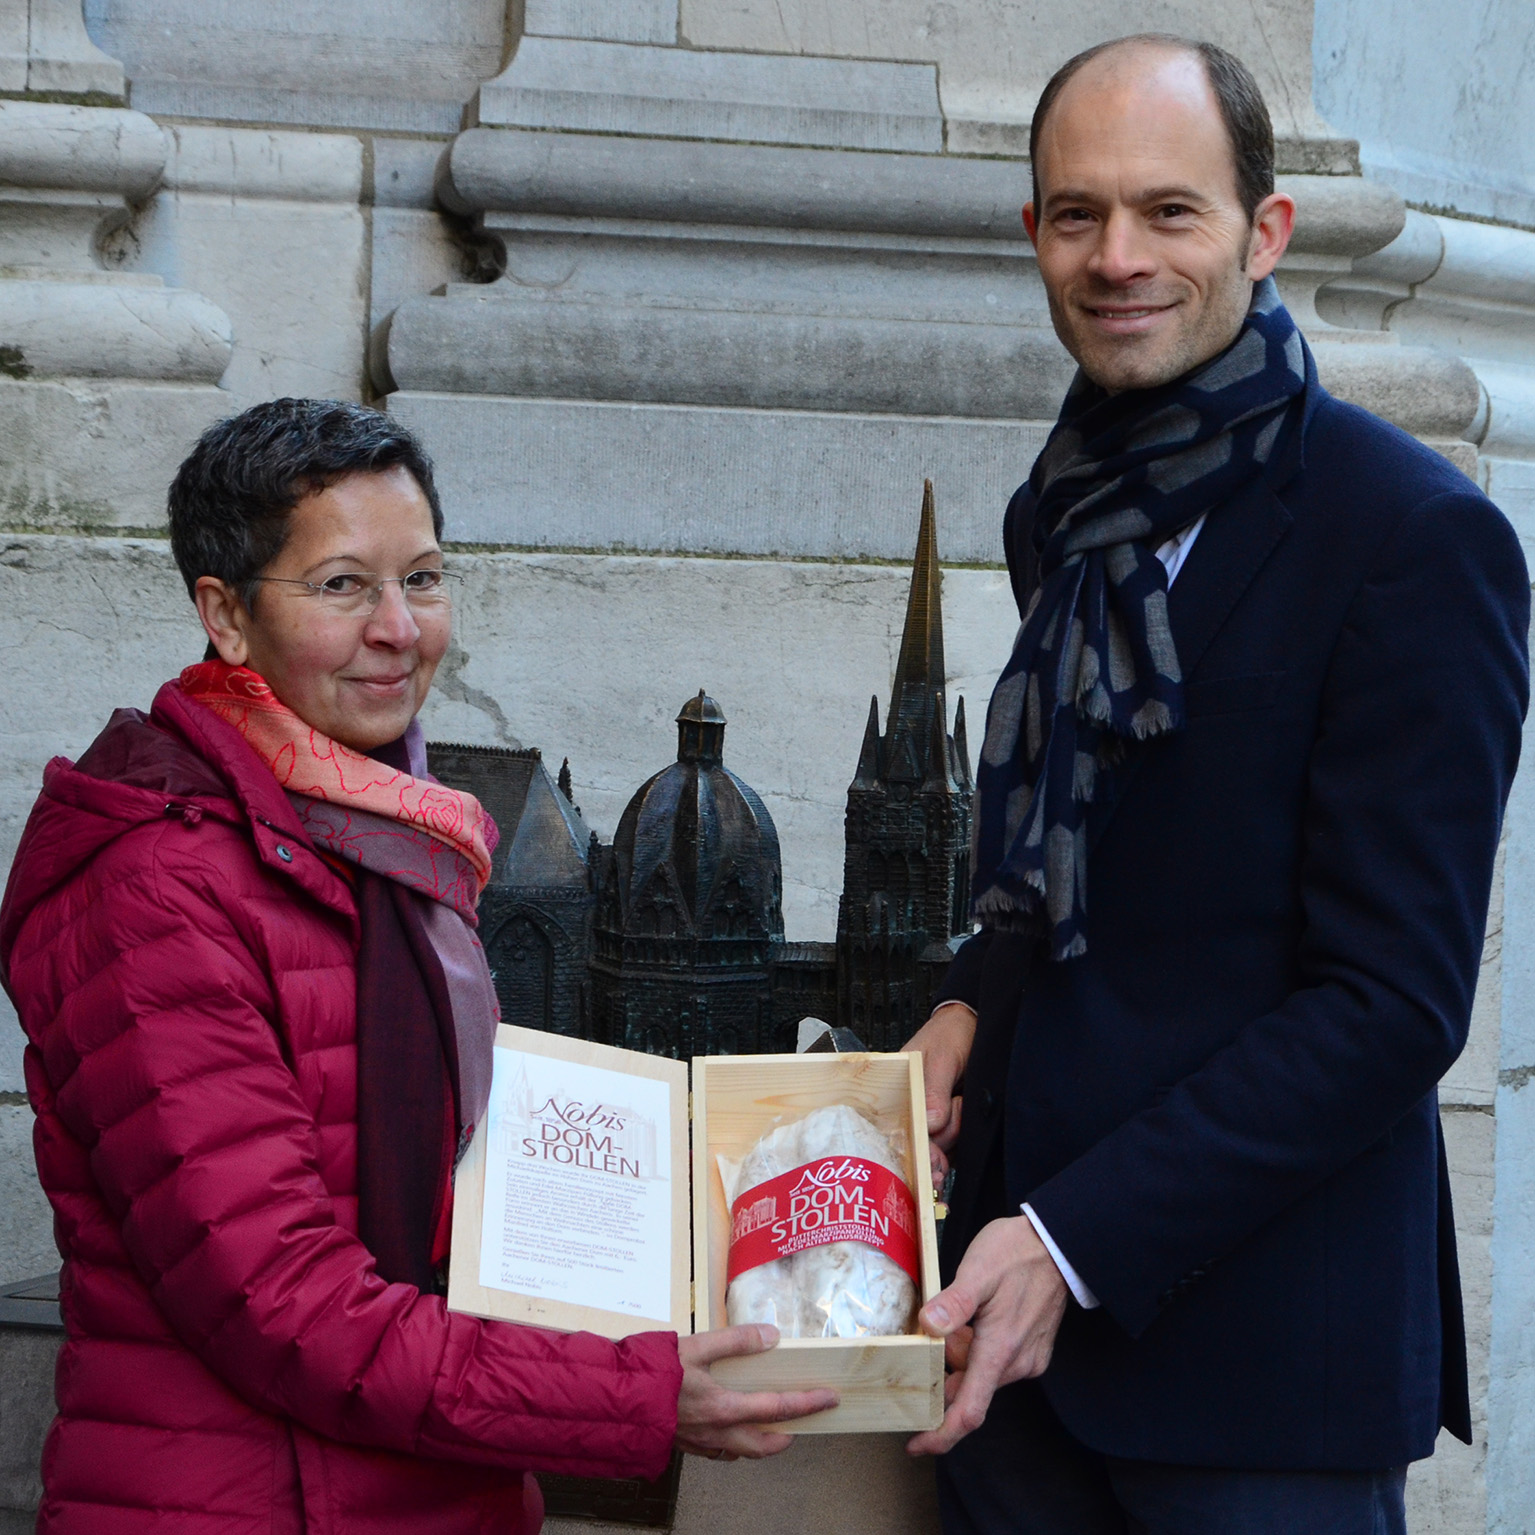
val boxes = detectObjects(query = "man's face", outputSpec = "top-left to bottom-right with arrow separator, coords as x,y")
1025,46 -> 1292,392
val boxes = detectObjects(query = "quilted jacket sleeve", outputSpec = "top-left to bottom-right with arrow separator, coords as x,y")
23,815 -> 681,1481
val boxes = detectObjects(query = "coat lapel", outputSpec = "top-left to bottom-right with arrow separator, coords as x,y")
1085,475 -> 1294,855
1166,476 -> 1294,679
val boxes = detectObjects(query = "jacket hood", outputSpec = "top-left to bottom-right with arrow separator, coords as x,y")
0,679 -> 354,980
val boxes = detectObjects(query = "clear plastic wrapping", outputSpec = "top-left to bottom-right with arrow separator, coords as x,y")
717,1104 -> 918,1339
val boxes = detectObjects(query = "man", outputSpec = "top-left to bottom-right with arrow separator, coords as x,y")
902,34 -> 1529,1535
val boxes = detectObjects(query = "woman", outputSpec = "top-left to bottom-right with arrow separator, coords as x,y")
0,399 -> 832,1534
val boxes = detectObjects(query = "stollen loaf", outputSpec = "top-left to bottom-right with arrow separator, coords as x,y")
721,1104 -> 918,1339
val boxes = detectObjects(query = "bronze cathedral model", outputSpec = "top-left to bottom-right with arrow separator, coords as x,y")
428,484 -> 975,1057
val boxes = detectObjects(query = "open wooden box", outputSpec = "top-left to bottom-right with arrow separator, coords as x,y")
449,1025 -> 944,1434
691,1051 -> 944,1432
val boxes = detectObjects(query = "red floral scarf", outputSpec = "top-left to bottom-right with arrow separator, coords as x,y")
180,660 -> 494,900
182,658 -> 500,1290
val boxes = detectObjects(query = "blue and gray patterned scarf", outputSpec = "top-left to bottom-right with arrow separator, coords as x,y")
971,277 -> 1315,959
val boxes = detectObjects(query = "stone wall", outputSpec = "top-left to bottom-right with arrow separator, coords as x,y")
1,2 -> 1533,1531
1315,0 -> 1535,230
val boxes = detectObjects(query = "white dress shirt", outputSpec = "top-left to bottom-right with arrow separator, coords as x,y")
957,513 -> 1206,1312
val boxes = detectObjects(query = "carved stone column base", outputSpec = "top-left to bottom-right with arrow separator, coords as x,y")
0,97 -> 233,531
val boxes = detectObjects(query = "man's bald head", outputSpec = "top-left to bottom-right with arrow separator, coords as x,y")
1030,36 -> 1275,226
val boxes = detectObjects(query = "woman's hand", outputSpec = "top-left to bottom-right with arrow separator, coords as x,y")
675,1325 -> 838,1460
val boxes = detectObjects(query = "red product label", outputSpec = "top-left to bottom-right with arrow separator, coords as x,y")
726,1155 -> 921,1286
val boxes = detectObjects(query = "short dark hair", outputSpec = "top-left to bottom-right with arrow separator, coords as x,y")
167,398 -> 444,607
1029,35 -> 1275,225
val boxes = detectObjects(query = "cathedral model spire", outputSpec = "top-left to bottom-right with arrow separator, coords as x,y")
835,482 -> 974,1050
886,478 -> 948,778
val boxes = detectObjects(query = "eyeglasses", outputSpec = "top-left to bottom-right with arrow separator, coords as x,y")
251,568 -> 459,617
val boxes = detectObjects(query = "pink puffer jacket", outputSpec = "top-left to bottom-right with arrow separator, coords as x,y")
0,678 -> 683,1534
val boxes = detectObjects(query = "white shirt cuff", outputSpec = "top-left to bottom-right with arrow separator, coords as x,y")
1022,1203 -> 1100,1310
928,1000 -> 977,1025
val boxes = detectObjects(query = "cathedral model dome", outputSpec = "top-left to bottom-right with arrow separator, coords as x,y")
603,691 -> 784,947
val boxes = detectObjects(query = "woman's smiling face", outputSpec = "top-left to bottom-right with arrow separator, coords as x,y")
195,465 -> 451,752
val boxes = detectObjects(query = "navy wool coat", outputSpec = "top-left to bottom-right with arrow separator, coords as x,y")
936,388 -> 1530,1470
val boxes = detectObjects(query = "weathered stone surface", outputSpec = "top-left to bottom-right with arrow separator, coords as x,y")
0,1108 -> 53,1288
440,128 -> 1029,237
367,138 -> 470,335
1487,695 -> 1535,1533
0,379 -> 226,528
0,100 -> 235,469
372,136 -> 447,212
0,101 -> 167,296
1315,0 -> 1535,230
1318,208 -> 1535,580
1278,173 -> 1405,259
5,0 -> 124,98
1409,841 -> 1508,1531
0,276 -> 232,383
389,392 -> 1049,564
1330,213 -> 1535,378
0,0 -> 24,92
680,0 -> 1341,156
84,0 -> 508,134
1486,458 -> 1535,571
409,126 -> 1065,422
1408,1105 -> 1495,1532
1446,844 -> 1506,1112
472,219 -> 1037,333
1310,338 -> 1483,442
106,125 -> 367,406
0,99 -> 160,198
525,0 -> 676,45
440,133 -> 1395,254
0,1325 -> 58,1522
385,295 -> 1069,420
370,208 -> 470,337
472,36 -> 943,153
0,533 -> 203,875
156,121 -> 361,204
414,126 -> 1450,455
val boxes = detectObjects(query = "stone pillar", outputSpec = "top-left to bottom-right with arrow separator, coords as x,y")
0,94 -> 234,526
1321,210 -> 1535,1535
1321,212 -> 1535,555
0,0 -> 228,1302
0,0 -> 123,98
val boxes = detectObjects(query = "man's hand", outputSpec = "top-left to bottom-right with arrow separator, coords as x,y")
675,1325 -> 838,1460
904,1002 -> 976,1185
905,1214 -> 1069,1457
